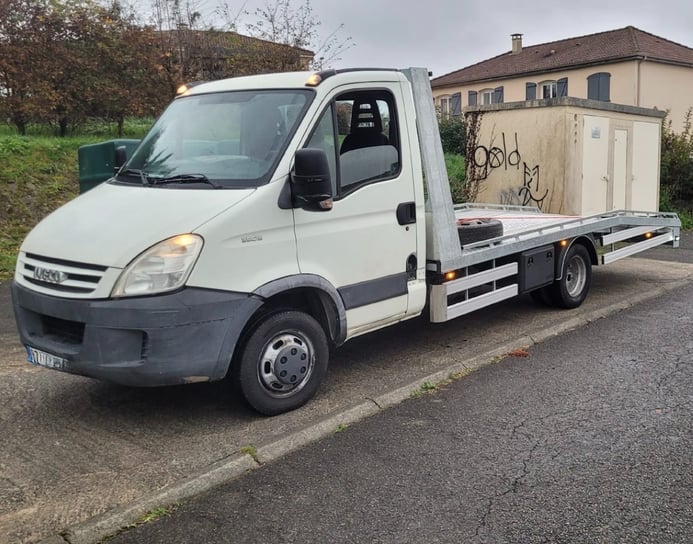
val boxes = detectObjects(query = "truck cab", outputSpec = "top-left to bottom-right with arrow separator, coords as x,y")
12,69 -> 430,415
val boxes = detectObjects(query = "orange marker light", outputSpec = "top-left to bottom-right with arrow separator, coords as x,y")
444,271 -> 456,282
644,232 -> 653,239
305,74 -> 322,87
559,240 -> 568,247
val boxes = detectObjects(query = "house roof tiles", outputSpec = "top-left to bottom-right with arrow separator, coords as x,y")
431,26 -> 693,88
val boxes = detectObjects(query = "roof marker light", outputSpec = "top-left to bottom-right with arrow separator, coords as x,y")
176,80 -> 206,97
305,73 -> 322,87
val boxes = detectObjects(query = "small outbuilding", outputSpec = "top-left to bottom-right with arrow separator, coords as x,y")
464,97 -> 665,216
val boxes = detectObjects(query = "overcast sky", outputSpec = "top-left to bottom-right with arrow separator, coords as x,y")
225,0 -> 693,78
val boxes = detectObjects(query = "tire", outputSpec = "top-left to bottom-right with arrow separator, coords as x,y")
235,311 -> 329,416
549,244 -> 592,309
457,219 -> 503,246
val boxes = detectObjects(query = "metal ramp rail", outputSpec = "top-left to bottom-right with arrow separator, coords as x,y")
429,208 -> 681,322
430,207 -> 681,272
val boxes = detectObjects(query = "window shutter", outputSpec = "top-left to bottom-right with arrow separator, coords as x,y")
468,90 -> 477,106
557,78 -> 568,97
451,92 -> 462,116
493,86 -> 504,103
587,72 -> 611,101
587,73 -> 599,100
526,82 -> 536,100
599,73 -> 611,102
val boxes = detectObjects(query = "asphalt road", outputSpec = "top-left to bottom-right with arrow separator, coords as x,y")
109,280 -> 693,544
0,232 -> 691,543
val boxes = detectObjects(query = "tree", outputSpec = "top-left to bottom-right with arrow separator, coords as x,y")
94,1 -> 173,135
0,0 -> 172,135
241,0 -> 352,69
2,2 -> 46,133
660,107 -> 693,209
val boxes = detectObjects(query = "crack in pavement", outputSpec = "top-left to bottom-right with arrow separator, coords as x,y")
474,438 -> 542,540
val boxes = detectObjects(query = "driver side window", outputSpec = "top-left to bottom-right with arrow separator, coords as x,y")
304,89 -> 400,199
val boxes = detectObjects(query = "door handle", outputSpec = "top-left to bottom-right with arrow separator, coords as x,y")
396,202 -> 416,225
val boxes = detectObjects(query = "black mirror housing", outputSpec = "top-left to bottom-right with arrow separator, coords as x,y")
291,148 -> 333,207
114,145 -> 128,172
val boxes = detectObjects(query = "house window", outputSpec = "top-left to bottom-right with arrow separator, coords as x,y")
438,95 -> 451,117
540,81 -> 557,99
439,96 -> 450,117
587,72 -> 611,101
480,87 -> 504,105
481,89 -> 494,105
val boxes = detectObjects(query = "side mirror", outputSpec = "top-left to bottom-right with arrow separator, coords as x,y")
291,148 -> 333,210
114,145 -> 128,172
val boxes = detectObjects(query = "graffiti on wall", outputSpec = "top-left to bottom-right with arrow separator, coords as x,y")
468,131 -> 549,210
469,132 -> 522,181
519,164 -> 548,208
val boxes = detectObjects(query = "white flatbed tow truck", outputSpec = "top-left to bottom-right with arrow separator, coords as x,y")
11,67 -> 680,414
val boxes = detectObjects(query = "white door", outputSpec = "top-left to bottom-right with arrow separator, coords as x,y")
611,129 -> 628,210
582,115 -> 610,215
293,85 -> 419,337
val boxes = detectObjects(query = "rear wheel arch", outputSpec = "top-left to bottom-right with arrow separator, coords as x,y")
556,236 -> 597,280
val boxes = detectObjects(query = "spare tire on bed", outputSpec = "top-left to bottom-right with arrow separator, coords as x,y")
456,218 -> 503,246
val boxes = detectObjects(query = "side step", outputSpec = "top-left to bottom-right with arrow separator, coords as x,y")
429,262 -> 518,323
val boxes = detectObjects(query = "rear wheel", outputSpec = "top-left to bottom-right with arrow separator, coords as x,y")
235,311 -> 329,416
550,244 -> 592,309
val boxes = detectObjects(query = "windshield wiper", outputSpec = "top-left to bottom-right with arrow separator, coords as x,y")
149,173 -> 223,189
119,168 -> 151,185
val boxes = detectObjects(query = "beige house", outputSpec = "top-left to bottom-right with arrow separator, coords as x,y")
431,26 -> 693,132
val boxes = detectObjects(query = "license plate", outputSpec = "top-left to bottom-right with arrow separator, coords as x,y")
26,346 -> 68,370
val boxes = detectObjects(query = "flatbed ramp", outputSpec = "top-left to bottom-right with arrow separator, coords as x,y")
429,204 -> 681,322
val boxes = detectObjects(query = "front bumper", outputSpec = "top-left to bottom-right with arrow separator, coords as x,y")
11,282 -> 263,386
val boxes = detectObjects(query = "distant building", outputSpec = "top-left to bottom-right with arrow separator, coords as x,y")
431,26 -> 693,131
159,28 -> 314,81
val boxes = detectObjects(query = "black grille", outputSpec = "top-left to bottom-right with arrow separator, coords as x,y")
42,315 -> 85,345
25,253 -> 107,271
24,277 -> 95,294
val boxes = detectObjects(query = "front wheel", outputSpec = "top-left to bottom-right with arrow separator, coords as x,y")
550,244 -> 592,309
235,311 -> 329,416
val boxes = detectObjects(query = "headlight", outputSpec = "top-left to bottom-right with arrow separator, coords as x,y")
112,234 -> 203,298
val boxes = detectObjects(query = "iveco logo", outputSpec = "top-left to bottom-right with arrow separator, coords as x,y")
33,267 -> 68,284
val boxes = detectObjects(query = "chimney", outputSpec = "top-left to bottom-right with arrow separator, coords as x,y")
511,33 -> 523,55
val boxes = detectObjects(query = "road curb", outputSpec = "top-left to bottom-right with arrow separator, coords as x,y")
39,273 -> 693,544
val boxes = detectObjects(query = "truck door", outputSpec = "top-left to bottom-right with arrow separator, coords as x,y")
293,85 -> 419,337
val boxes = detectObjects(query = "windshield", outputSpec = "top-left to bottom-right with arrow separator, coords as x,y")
116,89 -> 313,188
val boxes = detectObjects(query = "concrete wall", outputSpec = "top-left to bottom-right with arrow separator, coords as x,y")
465,98 -> 665,215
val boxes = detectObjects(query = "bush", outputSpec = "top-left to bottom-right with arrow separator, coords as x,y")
438,116 -> 466,155
445,153 -> 466,203
660,108 -> 693,208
